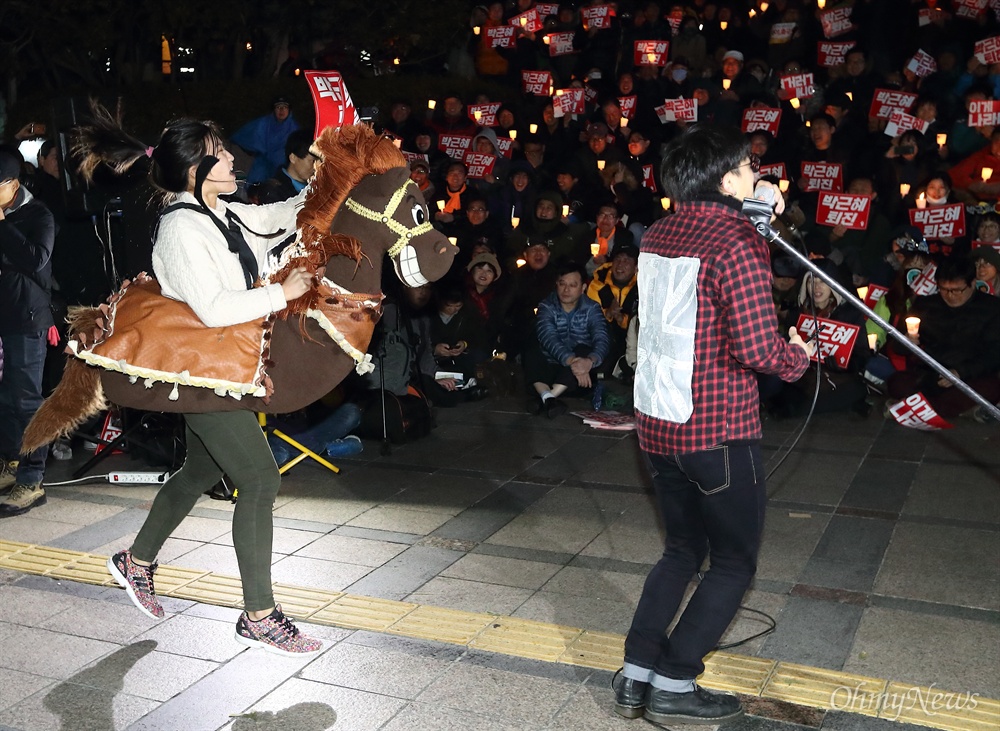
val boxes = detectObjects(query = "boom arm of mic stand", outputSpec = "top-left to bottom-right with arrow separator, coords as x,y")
742,198 -> 1000,423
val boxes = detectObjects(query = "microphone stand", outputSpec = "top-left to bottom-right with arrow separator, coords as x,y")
742,198 -> 1000,422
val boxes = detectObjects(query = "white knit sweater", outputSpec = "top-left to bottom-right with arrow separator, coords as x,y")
151,189 -> 305,328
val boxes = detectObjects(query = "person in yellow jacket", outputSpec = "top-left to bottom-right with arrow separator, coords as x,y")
587,240 -> 639,378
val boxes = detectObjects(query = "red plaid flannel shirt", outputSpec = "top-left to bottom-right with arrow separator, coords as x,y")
636,196 -> 810,455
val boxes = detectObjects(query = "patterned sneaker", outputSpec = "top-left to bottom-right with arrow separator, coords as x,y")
0,482 -> 46,517
107,550 -> 164,619
0,459 -> 20,495
235,605 -> 323,656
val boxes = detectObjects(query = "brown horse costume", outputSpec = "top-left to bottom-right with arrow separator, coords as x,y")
22,125 -> 455,454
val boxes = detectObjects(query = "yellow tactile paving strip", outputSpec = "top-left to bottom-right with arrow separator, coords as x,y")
1,540 -> 996,731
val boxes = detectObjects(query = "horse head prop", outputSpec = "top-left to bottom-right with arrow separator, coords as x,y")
22,124 -> 455,454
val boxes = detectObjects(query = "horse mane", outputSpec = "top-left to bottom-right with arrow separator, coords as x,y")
297,125 -> 407,263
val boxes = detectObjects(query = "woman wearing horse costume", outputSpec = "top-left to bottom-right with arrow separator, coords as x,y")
51,102 -> 455,655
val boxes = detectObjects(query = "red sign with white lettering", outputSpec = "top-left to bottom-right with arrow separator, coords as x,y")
759,163 -> 787,180
817,41 -> 856,67
655,98 -> 698,123
908,204 -> 967,240
468,103 -> 501,127
968,100 -> 1000,128
496,137 -> 514,158
820,7 -> 855,38
463,152 -> 497,180
869,89 -> 918,120
884,111 -> 930,138
800,162 -> 843,192
741,107 -> 782,136
780,73 -> 816,99
795,314 -> 860,368
521,70 -> 553,96
816,193 -> 872,230
618,95 -> 637,120
581,4 -> 614,29
439,134 -> 473,160
486,25 -> 517,48
910,262 -> 938,296
906,49 -> 937,78
305,70 -> 360,137
634,40 -> 670,66
547,32 -> 575,56
974,35 -> 1000,64
864,284 -> 888,310
641,164 -> 657,192
955,0 -> 989,19
888,393 -> 953,430
553,88 -> 586,116
536,3 -> 559,18
510,8 -> 543,32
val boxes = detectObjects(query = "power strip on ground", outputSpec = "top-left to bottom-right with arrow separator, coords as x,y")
107,472 -> 171,484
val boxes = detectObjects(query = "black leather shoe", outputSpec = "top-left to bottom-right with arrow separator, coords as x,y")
644,685 -> 743,725
544,398 -> 567,419
613,677 -> 649,719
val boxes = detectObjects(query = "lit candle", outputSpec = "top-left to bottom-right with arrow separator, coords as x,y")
543,34 -> 551,44
391,137 -> 402,148
805,120 -> 811,127
857,286 -> 868,301
436,200 -> 445,211
936,133 -> 947,147
817,0 -> 826,7
620,116 -> 629,127
749,8 -> 756,17
562,204 -> 569,217
511,216 -> 520,228
520,16 -> 527,26
597,160 -> 606,170
982,167 -> 994,182
760,1 -> 769,11
474,110 -> 482,122
591,243 -> 600,257
720,20 -> 728,30
647,53 -> 657,63
867,332 -> 878,352
779,179 -> 790,192
905,317 -> 920,336
516,258 -> 526,268
845,92 -> 853,101
529,123 -> 538,133
899,183 -> 911,197
509,129 -> 517,140
428,99 -> 437,110
548,85 -> 554,96
448,237 -> 457,246
789,97 -> 800,109
660,197 -> 671,210
393,57 -> 400,65
473,26 -> 481,35
915,192 -> 926,209
722,78 -> 732,91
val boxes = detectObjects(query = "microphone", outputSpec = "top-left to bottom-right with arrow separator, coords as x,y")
753,182 -> 778,209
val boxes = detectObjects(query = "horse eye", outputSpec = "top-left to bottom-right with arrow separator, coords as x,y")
410,203 -> 427,226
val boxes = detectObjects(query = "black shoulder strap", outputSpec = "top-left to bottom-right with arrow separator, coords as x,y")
155,201 -> 259,289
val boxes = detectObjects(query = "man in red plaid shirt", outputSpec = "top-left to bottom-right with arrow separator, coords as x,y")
615,124 -> 814,725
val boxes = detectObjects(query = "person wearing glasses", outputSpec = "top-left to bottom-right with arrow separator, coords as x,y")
886,257 -> 1000,420
615,124 -> 814,725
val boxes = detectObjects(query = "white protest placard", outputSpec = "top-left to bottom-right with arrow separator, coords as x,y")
801,162 -> 843,192
780,72 -> 816,99
954,0 -> 989,19
741,107 -> 782,136
770,22 -> 797,44
974,35 -> 1000,64
816,193 -> 871,230
655,98 -> 698,123
909,205 -> 967,241
906,49 -> 937,78
888,393 -> 953,430
909,261 -> 938,296
547,32 -> 576,56
869,89 -> 917,120
918,8 -> 932,25
884,111 -> 931,138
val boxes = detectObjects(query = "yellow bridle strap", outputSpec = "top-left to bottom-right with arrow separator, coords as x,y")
343,181 -> 435,259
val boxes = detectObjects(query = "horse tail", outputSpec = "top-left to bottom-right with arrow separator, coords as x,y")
21,355 -> 106,456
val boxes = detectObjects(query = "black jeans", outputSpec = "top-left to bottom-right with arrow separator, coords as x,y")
624,441 -> 766,681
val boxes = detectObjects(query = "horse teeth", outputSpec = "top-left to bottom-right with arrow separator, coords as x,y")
397,245 -> 429,287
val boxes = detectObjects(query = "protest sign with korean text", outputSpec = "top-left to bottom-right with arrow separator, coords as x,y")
906,49 -> 937,78
536,2 -> 559,18
770,22 -> 797,44
974,35 -> 1000,64
400,150 -> 430,166
464,152 -> 497,180
655,98 -> 698,124
510,7 -> 543,32
640,164 -> 658,192
634,40 -> 670,66
820,7 -> 855,38
888,393 -> 952,430
496,137 -> 514,158
884,111 -> 930,138
795,314 -> 860,368
486,25 -> 517,48
741,107 -> 782,136
968,100 -> 1000,128
863,283 -> 889,310
468,103 -> 501,127
521,70 -> 553,96
955,0 -> 989,19
918,8 -> 932,25
780,72 -> 816,99
800,161 -> 843,192
816,193 -> 871,230
439,134 -> 473,160
553,88 -> 586,115
817,41 -> 856,67
618,95 -> 637,119
581,4 -> 614,29
547,32 -> 575,56
305,71 -> 360,137
909,205 -> 966,240
909,262 -> 938,296
869,89 -> 917,120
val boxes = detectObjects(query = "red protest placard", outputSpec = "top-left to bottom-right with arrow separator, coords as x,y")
820,7 -> 855,38
400,150 -> 429,166
634,40 -> 670,66
581,4 -> 614,29
464,152 -> 497,179
816,193 -> 872,230
486,25 -> 517,48
655,98 -> 698,123
863,283 -> 888,310
974,35 -> 1000,64
536,2 -> 559,18
817,41 -> 856,67
972,240 -> 1000,255
968,100 -> 1000,128
468,103 -> 501,127
780,73 -> 816,99
640,164 -> 658,192
801,162 -> 843,192
510,7 -> 543,32
884,111 -> 930,138
908,204 -> 967,240
906,49 -> 937,78
496,137 -> 514,158
770,22 -> 797,44
618,95 -> 637,119
553,88 -> 586,116
304,70 -> 360,137
910,261 -> 938,296
547,32 -> 576,56
741,107 -> 782,136
887,393 -> 953,430
439,134 -> 473,160
869,89 -> 918,120
758,163 -> 787,180
521,70 -> 553,96
795,314 -> 860,368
